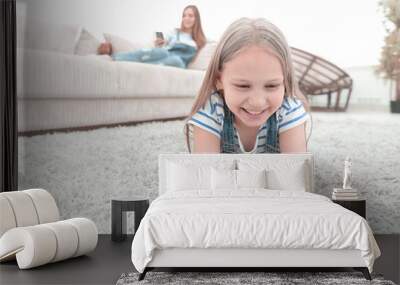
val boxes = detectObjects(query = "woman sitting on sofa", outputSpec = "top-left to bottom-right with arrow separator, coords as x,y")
98,5 -> 206,68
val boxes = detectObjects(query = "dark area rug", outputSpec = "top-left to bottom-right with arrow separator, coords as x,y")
116,271 -> 396,285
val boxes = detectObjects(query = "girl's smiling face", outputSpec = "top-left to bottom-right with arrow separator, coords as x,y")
217,45 -> 285,129
182,8 -> 196,31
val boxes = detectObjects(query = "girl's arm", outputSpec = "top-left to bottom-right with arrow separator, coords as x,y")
279,123 -> 307,153
192,126 -> 220,153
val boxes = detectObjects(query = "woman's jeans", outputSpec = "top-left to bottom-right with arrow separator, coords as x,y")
112,47 -> 186,68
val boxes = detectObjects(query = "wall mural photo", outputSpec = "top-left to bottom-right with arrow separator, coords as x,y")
15,0 -> 400,236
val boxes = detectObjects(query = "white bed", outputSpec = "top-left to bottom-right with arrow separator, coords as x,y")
131,153 -> 381,281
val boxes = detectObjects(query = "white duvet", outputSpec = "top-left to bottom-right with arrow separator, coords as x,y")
131,190 -> 381,273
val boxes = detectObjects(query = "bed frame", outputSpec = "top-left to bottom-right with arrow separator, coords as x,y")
140,248 -> 371,280
138,153 -> 372,281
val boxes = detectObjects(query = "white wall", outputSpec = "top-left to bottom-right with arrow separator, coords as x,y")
18,0 -> 386,68
346,66 -> 393,106
309,66 -> 393,108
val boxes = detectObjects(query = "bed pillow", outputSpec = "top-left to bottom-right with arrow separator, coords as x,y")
211,168 -> 236,191
237,160 -> 309,191
211,168 -> 267,191
236,169 -> 268,189
166,161 -> 211,192
266,164 -> 307,191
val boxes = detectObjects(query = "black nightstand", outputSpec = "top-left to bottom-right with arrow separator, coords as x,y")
111,197 -> 149,242
332,199 -> 366,218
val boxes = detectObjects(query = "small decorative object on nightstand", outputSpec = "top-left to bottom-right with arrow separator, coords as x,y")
111,197 -> 149,242
332,156 -> 360,200
332,199 -> 366,219
332,156 -> 366,218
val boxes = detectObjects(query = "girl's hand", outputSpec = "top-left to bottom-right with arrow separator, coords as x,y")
154,38 -> 165,47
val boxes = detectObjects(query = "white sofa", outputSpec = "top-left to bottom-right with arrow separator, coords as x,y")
17,49 -> 208,133
17,18 -> 215,133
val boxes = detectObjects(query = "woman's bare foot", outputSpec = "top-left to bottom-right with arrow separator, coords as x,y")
97,42 -> 112,55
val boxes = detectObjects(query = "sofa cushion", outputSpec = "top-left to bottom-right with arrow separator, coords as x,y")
22,18 -> 81,54
188,41 -> 217,70
75,29 -> 101,55
103,33 -> 150,54
18,47 -> 205,100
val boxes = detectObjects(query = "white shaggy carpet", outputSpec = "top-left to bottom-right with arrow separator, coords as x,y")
18,111 -> 400,234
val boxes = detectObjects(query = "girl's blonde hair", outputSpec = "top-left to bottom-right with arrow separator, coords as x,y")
180,5 -> 207,49
184,17 -> 310,152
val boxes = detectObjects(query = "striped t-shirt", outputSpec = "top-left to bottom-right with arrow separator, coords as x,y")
187,91 -> 309,153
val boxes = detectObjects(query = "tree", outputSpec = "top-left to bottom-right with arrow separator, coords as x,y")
376,0 -> 400,102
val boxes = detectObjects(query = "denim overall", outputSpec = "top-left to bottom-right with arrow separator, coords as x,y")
167,31 -> 197,67
113,31 -> 196,68
220,102 -> 280,153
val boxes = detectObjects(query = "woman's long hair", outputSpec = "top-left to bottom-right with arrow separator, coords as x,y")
180,5 -> 206,49
184,17 -> 310,152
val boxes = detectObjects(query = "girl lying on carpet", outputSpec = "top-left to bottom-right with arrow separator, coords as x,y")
98,5 -> 206,68
185,17 -> 310,153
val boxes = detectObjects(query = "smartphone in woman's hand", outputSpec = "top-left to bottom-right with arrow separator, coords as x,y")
155,32 -> 164,40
